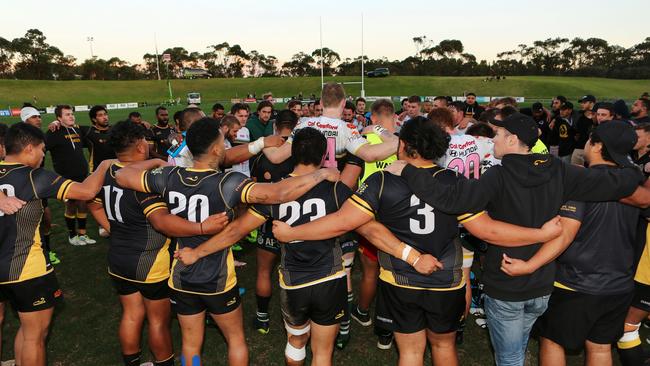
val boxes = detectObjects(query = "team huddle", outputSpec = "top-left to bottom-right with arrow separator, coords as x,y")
1,83 -> 650,366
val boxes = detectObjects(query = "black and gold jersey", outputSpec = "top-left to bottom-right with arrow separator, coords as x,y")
151,125 -> 172,159
0,162 -> 73,284
249,179 -> 352,289
141,166 -> 253,295
93,163 -> 171,284
45,124 -> 88,179
250,154 -> 294,183
350,166 -> 483,290
82,125 -> 115,173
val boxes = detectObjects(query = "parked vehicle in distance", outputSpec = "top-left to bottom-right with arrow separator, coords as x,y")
187,92 -> 201,105
182,68 -> 212,79
366,67 -> 390,77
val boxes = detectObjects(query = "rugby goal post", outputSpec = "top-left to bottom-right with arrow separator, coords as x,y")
320,14 -> 365,97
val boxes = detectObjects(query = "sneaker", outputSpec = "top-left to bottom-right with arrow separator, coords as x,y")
377,333 -> 393,350
254,316 -> 270,334
48,251 -> 61,265
77,234 -> 96,245
98,227 -> 110,238
336,331 -> 351,350
68,235 -> 86,246
350,305 -> 372,326
232,243 -> 243,252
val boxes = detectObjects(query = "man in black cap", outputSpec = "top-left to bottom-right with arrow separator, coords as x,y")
385,112 -> 648,366
525,102 -> 551,146
550,102 -> 577,164
499,121 -> 644,366
571,96 -> 597,166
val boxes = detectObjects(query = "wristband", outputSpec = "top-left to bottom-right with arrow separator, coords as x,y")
373,125 -> 388,136
412,255 -> 421,267
401,243 -> 412,262
248,137 -> 265,155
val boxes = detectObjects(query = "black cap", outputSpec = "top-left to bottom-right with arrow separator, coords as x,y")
532,102 -> 544,113
579,95 -> 596,103
489,112 -> 538,149
560,101 -> 574,110
593,120 -> 637,168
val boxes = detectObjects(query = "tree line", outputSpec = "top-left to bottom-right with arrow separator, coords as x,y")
1,29 -> 649,80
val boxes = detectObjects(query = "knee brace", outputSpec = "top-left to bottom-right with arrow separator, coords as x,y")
285,342 -> 306,361
617,322 -> 641,349
285,322 -> 310,336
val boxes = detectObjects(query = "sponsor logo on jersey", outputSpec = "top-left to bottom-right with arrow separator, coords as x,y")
335,310 -> 345,320
226,297 -> 237,306
151,167 -> 164,175
32,297 -> 46,306
533,159 -> 548,166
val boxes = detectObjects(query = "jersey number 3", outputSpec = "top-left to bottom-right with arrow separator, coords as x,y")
409,195 -> 435,234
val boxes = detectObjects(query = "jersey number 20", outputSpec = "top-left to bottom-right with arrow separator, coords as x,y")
169,191 -> 209,223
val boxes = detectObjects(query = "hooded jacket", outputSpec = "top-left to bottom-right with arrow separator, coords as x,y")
400,153 -> 643,301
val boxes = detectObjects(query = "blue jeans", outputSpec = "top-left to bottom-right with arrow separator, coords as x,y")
484,294 -> 550,366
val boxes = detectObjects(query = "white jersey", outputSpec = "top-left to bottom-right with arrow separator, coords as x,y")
224,139 -> 250,177
437,134 -> 495,179
234,126 -> 250,144
289,116 -> 368,168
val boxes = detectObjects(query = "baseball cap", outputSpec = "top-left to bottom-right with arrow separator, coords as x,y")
489,112 -> 538,149
560,101 -> 574,110
532,102 -> 544,113
20,107 -> 40,122
593,121 -> 637,168
579,95 -> 596,103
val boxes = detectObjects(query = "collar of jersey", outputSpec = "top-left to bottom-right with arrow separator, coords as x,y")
185,167 -> 215,172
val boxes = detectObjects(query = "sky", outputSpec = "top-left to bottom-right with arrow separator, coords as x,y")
3,0 -> 647,66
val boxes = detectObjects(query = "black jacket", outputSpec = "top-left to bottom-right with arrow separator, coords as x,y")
400,154 -> 643,301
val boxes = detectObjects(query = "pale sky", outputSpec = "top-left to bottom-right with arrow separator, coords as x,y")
3,0 -> 647,66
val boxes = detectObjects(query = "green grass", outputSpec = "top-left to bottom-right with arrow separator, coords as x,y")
0,76 -> 648,108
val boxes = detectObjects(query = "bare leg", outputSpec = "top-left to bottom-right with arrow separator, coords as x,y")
143,297 -> 173,362
118,293 -> 146,355
16,308 -> 53,366
539,336 -> 566,366
426,330 -> 458,366
358,254 -> 378,312
585,340 -> 612,366
310,322 -> 339,366
394,330 -> 426,366
210,305 -> 248,366
177,313 -> 206,366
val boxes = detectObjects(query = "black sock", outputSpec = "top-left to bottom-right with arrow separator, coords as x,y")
154,355 -> 175,366
77,216 -> 87,231
122,352 -> 141,366
65,217 -> 76,238
339,292 -> 353,336
42,232 -> 51,252
256,294 -> 271,318
618,345 -> 645,366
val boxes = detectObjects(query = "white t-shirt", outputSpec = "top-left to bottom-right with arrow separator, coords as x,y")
289,116 -> 369,168
453,122 -> 474,135
224,139 -> 250,177
234,126 -> 251,144
437,134 -> 495,179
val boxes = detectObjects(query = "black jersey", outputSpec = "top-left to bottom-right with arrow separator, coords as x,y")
250,179 -> 352,289
151,125 -> 173,159
0,162 -> 73,283
93,163 -> 171,283
142,166 -> 254,295
45,124 -> 88,179
82,125 -> 116,173
350,166 -> 482,290
250,153 -> 294,183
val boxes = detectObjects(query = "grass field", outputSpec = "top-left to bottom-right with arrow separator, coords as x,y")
0,76 -> 649,108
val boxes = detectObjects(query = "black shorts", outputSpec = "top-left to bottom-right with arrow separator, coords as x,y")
375,280 -> 465,334
111,276 -> 169,301
257,222 -> 280,254
170,285 -> 241,316
339,232 -> 358,256
0,272 -> 62,313
631,281 -> 650,313
534,287 -> 634,350
280,277 -> 347,327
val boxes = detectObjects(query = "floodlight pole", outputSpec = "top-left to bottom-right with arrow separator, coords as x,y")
154,33 -> 161,81
320,17 -> 324,90
360,13 -> 365,98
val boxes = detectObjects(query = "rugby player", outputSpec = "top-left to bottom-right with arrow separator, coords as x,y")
114,117 -> 340,366
152,106 -> 173,159
0,122 -> 115,366
271,116 -> 563,366
45,105 -> 96,246
87,120 -> 230,366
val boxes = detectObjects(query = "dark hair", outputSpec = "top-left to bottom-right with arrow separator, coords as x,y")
54,104 -> 72,118
275,119 -> 297,133
287,100 -> 302,110
466,92 -> 476,97
499,106 -> 519,118
89,105 -> 107,121
355,97 -> 366,105
433,96 -> 447,102
257,100 -> 273,112
449,101 -> 465,112
399,116 -> 449,161
5,122 -> 45,155
180,107 -> 203,132
186,117 -> 222,158
173,110 -> 183,124
211,103 -> 224,112
466,123 -> 495,138
276,109 -> 298,127
371,99 -> 395,116
155,106 -> 168,115
596,102 -> 615,117
128,111 -> 141,119
638,98 -> 650,112
407,95 -> 421,104
0,123 -> 7,146
230,103 -> 249,115
401,98 -> 408,106
588,129 -> 616,165
109,120 -> 147,154
321,83 -> 345,108
314,98 -> 321,106
635,123 -> 650,133
477,109 -> 497,123
344,101 -> 355,112
427,108 -> 454,130
220,115 -> 240,129
291,127 -> 326,167
555,96 -> 567,103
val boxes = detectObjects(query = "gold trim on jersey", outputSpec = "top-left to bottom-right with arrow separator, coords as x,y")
143,202 -> 167,218
146,237 -> 172,283
141,170 -> 151,193
167,248 -> 238,296
247,207 -> 267,221
457,211 -> 485,224
553,281 -> 576,292
278,269 -> 346,290
348,196 -> 374,217
635,226 -> 650,285
185,168 -> 215,172
55,179 -> 74,201
379,268 -> 466,291
240,181 -> 256,204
